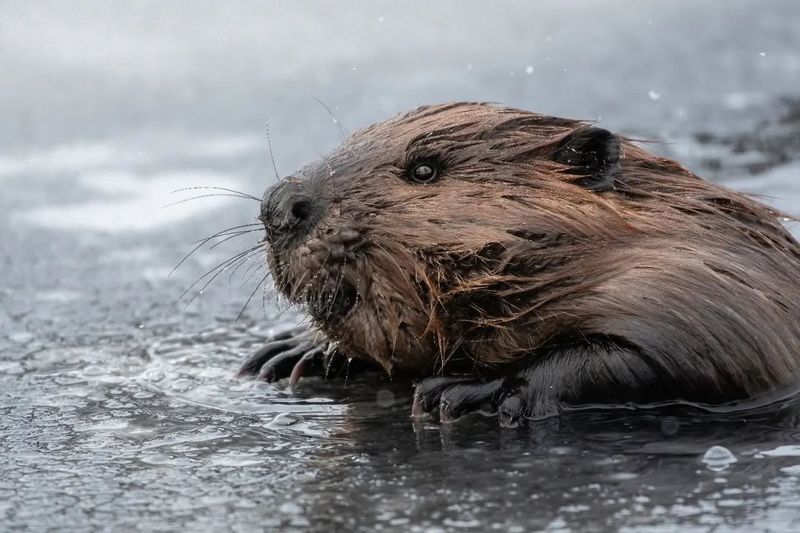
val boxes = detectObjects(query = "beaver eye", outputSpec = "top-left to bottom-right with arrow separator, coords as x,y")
409,161 -> 439,184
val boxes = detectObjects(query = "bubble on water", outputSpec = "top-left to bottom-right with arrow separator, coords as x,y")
268,413 -> 298,427
759,52 -> 766,57
525,65 -> 534,75
170,379 -> 193,393
648,90 -> 661,101
660,417 -> 680,436
377,16 -> 384,22
376,389 -> 395,408
702,445 -> 738,471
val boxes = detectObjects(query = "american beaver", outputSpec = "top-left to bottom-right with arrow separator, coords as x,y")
238,102 -> 800,425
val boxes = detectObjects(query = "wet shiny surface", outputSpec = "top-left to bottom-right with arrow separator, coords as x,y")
3,1 -> 800,531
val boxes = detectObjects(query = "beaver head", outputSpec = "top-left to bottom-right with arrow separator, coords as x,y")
260,102 -> 800,395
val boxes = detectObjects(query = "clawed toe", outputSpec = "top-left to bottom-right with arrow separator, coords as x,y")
237,327 -> 379,386
413,376 -> 505,422
412,374 -> 530,425
237,327 -> 325,383
256,342 -> 323,383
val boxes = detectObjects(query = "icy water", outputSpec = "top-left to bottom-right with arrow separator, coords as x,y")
3,1 -> 800,531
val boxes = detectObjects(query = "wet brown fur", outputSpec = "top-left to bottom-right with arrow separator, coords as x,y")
268,102 -> 800,406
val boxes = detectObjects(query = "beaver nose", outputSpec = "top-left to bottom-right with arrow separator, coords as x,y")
261,179 -> 319,244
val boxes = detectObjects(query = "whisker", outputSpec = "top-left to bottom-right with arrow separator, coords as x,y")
309,93 -> 349,139
163,193 -> 258,208
234,259 -> 265,287
189,223 -> 262,245
208,229 -> 263,250
317,151 -> 341,204
265,119 -> 280,181
171,223 -> 263,276
171,186 -> 261,201
227,250 -> 264,284
181,245 -> 263,304
236,271 -> 272,321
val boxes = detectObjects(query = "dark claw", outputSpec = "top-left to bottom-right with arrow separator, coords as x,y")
237,326 -> 325,382
237,326 -> 379,386
413,373 -> 532,424
414,376 -> 473,412
497,392 -> 524,428
288,349 -> 319,388
237,336 -> 306,378
257,342 -> 320,382
439,380 -> 505,420
413,375 -> 505,421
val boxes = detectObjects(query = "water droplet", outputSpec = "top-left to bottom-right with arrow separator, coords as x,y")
759,52 -> 766,57
377,16 -> 385,22
525,66 -> 534,75
648,90 -> 661,101
702,445 -> 737,471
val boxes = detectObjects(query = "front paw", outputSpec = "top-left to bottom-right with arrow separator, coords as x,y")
412,371 -> 553,426
237,326 -> 331,386
237,326 -> 378,387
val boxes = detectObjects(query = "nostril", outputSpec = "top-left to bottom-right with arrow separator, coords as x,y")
290,199 -> 313,224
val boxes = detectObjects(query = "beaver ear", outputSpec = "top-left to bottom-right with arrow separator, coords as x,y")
553,127 -> 621,191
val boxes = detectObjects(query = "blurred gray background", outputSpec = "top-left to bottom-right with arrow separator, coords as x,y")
4,0 -> 800,152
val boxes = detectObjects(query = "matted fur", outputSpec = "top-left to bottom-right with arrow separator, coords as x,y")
265,102 -> 800,405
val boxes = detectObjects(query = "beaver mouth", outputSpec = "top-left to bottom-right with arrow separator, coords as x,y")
306,277 -> 358,323
269,233 -> 363,326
